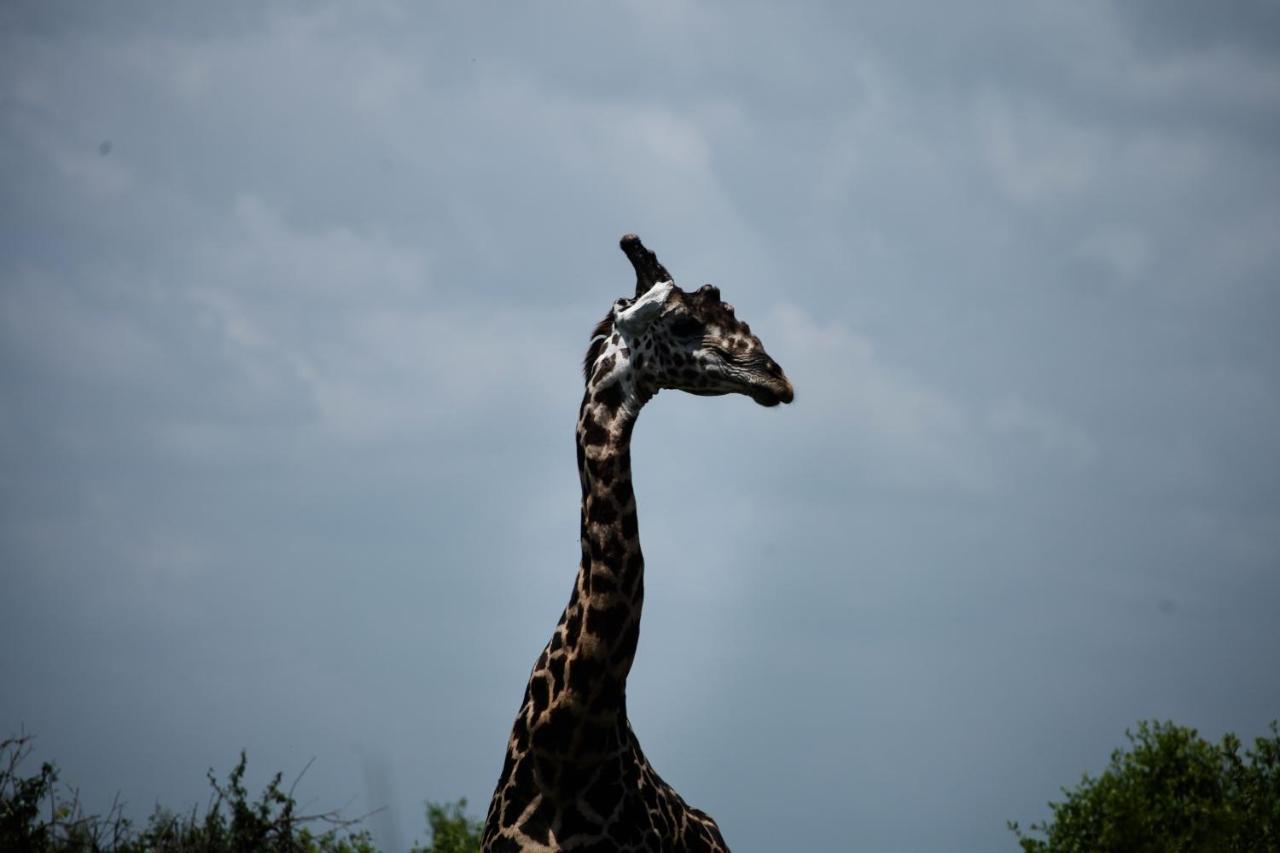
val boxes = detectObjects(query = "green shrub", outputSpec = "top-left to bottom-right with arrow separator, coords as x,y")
0,733 -> 480,853
1011,720 -> 1280,852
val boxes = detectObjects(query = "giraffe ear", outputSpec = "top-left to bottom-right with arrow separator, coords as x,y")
613,280 -> 673,334
620,234 -> 675,298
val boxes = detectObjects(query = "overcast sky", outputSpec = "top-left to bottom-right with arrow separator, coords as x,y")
2,2 -> 1278,851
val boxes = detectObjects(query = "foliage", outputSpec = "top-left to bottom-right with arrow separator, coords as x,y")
1010,720 -> 1280,853
410,798 -> 482,853
132,752 -> 377,853
1,732 -> 480,853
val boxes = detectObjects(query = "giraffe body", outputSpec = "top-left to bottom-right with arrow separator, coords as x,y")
482,236 -> 792,853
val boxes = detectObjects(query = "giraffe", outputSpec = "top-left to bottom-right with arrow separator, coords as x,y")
481,235 -> 793,852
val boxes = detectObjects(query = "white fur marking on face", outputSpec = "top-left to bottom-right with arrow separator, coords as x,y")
613,281 -> 673,334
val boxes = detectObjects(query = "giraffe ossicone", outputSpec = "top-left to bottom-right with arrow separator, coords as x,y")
481,235 -> 792,853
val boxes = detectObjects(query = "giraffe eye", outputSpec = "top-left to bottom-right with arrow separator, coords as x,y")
670,315 -> 703,338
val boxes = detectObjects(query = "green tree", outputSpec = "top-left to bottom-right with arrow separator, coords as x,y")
1010,720 -> 1280,852
411,798 -> 483,853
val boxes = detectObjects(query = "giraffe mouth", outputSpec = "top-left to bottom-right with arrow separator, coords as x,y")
749,377 -> 794,407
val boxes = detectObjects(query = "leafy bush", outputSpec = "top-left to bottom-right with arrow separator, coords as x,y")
411,800 -> 482,853
1011,720 -> 1280,852
0,733 -> 480,853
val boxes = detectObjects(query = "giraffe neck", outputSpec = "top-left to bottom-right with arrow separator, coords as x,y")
481,327 -> 734,851
563,362 -> 650,703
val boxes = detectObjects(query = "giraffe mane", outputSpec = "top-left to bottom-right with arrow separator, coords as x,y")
582,314 -> 614,384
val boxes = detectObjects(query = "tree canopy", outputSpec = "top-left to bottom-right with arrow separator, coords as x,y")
1010,720 -> 1280,853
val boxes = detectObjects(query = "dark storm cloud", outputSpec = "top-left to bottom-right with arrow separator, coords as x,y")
1117,0 -> 1280,55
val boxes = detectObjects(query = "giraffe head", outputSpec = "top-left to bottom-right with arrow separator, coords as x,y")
584,235 -> 794,407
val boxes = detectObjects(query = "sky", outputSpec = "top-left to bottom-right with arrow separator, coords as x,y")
1,2 -> 1278,850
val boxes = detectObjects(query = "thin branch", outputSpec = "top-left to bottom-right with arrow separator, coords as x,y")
286,755 -> 318,801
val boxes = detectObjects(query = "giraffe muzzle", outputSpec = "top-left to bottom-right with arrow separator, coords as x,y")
750,374 -> 794,407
